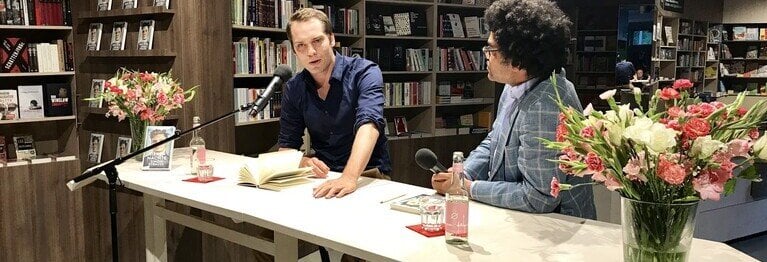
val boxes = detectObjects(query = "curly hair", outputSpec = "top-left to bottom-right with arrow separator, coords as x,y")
484,0 -> 572,78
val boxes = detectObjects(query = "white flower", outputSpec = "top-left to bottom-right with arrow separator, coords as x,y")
753,135 -> 767,160
633,87 -> 641,95
583,103 -> 594,116
690,136 -> 725,160
617,104 -> 634,123
624,117 -> 678,154
599,89 -> 617,100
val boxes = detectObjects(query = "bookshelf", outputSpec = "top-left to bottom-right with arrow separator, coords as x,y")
718,23 -> 767,95
0,3 -> 84,260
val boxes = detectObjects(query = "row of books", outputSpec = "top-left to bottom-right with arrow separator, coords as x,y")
85,132 -> 134,164
436,112 -> 491,129
577,76 -> 613,89
365,46 -> 411,72
334,46 -> 363,58
721,62 -> 767,77
0,0 -> 71,26
1,38 -> 74,73
678,20 -> 706,36
233,88 -> 282,124
438,14 -> 488,38
677,38 -> 705,52
96,0 -> 170,11
315,6 -> 359,35
729,82 -> 767,95
86,21 -> 156,51
0,84 -> 72,120
730,27 -> 767,41
232,37 -> 297,75
383,81 -> 432,107
366,11 -> 427,37
677,69 -> 704,83
232,0 -> 302,28
0,135 -> 76,165
578,55 -> 614,72
724,44 -> 767,59
677,54 -> 705,67
438,0 -> 493,6
437,47 -> 485,71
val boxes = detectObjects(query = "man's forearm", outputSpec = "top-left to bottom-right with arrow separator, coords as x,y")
341,122 -> 379,179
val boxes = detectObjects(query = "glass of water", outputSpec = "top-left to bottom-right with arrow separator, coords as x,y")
197,158 -> 215,182
420,196 -> 445,232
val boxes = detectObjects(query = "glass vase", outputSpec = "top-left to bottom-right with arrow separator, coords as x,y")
129,118 -> 154,160
621,197 -> 699,262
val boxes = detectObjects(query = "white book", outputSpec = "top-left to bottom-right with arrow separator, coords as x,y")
137,20 -> 155,50
86,23 -> 103,51
87,133 -> 105,163
122,0 -> 137,9
382,16 -> 397,36
17,85 -> 44,119
464,16 -> 480,38
392,13 -> 411,36
154,0 -> 170,9
13,135 -> 36,160
111,22 -> 128,50
97,0 -> 112,11
447,14 -> 464,38
0,89 -> 19,120
141,126 -> 176,171
90,79 -> 105,108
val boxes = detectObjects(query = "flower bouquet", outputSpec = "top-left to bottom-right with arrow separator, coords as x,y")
544,78 -> 767,262
94,68 -> 196,155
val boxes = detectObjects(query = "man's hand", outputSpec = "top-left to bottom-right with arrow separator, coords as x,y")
431,171 -> 455,195
313,176 -> 357,198
301,157 -> 330,178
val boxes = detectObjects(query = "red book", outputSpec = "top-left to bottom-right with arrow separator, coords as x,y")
1,38 -> 30,73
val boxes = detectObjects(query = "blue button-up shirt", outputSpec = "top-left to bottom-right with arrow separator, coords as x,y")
278,53 -> 392,174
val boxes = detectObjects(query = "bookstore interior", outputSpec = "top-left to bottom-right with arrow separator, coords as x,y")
1,0 -> 767,261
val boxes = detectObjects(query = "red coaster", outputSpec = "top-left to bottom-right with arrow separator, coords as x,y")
183,176 -> 225,183
406,224 -> 445,237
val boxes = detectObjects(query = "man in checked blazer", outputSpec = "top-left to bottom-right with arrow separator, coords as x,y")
431,0 -> 596,219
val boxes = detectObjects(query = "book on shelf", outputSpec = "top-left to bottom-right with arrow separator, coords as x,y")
0,135 -> 6,162
1,37 -> 30,73
137,20 -> 155,51
17,85 -> 43,119
390,194 -> 442,214
110,22 -> 128,51
393,116 -> 408,136
87,133 -> 104,163
366,14 -> 384,36
446,14 -> 464,38
142,125 -> 176,170
154,0 -> 170,9
664,26 -> 674,45
732,27 -> 747,41
122,0 -> 137,9
382,16 -> 396,36
746,28 -> 759,41
86,23 -> 103,51
13,134 -> 35,160
237,149 -> 313,191
0,89 -> 19,120
89,79 -> 105,108
392,13 -> 412,36
97,0 -> 112,11
464,16 -> 480,38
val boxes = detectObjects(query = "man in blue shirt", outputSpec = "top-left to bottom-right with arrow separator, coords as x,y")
279,8 -> 391,199
430,0 -> 596,219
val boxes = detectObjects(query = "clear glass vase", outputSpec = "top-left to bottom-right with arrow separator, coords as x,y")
621,197 -> 699,262
129,118 -> 154,160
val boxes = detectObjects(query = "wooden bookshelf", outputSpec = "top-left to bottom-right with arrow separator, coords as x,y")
78,6 -> 175,20
0,72 -> 75,77
0,116 -> 77,125
0,25 -> 73,30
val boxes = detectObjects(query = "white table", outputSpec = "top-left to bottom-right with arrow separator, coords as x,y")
105,149 -> 756,261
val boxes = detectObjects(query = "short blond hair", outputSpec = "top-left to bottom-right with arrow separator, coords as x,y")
286,8 -> 333,44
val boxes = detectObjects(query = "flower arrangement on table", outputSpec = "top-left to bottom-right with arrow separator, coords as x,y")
543,78 -> 767,262
93,68 -> 196,154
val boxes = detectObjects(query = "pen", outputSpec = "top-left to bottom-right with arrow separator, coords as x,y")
380,193 -> 407,204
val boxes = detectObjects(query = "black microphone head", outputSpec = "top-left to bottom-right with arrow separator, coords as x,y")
273,65 -> 294,82
415,148 -> 439,171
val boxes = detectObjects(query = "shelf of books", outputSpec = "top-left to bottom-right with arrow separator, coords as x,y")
675,19 -> 709,92
718,23 -> 767,95
652,14 -> 680,90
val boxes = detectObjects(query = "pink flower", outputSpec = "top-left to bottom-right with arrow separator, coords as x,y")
667,106 -> 685,118
556,123 -> 568,142
665,119 -> 682,131
711,101 -> 725,109
623,152 -> 648,182
693,171 -> 723,201
697,103 -> 716,118
558,112 -> 567,123
157,91 -> 169,105
550,177 -> 561,198
585,152 -> 605,173
657,155 -> 688,185
605,175 -> 622,191
672,79 -> 693,90
592,171 -> 606,182
173,93 -> 185,105
140,108 -> 155,121
140,72 -> 155,82
727,139 -> 751,158
750,128 -> 760,140
580,126 -> 595,139
737,107 -> 748,117
683,118 -> 711,139
659,88 -> 680,100
126,89 -> 137,101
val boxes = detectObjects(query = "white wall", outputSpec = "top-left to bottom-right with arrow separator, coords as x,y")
723,0 -> 767,23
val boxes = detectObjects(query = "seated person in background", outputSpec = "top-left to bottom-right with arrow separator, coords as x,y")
632,68 -> 649,81
615,59 -> 636,89
279,8 -> 392,199
431,0 -> 596,219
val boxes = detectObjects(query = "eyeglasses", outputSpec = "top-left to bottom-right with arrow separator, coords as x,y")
482,46 -> 499,55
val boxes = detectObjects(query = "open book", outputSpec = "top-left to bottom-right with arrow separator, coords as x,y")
238,150 -> 313,191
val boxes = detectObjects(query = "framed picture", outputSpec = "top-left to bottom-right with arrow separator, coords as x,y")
90,79 -> 105,108
394,116 -> 408,136
88,133 -> 105,163
141,126 -> 176,170
116,136 -> 132,158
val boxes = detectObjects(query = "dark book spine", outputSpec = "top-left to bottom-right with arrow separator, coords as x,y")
27,43 -> 37,72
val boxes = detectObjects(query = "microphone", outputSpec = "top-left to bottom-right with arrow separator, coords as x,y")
250,65 -> 293,117
415,148 -> 448,174
67,159 -> 115,191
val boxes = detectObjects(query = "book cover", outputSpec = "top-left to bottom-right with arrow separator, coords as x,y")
142,125 -> 176,170
43,83 -> 72,117
382,16 -> 396,36
390,194 -> 442,214
90,79 -> 105,108
97,0 -> 112,11
464,16 -> 480,38
0,89 -> 19,120
0,135 -> 6,161
17,85 -> 44,119
110,22 -> 128,51
13,135 -> 36,160
447,14 -> 464,38
732,27 -> 747,40
122,0 -> 137,9
237,149 -> 313,191
746,28 -> 759,40
762,28 -> 767,41
87,133 -> 104,163
366,14 -> 384,36
1,37 -> 30,73
86,23 -> 103,51
116,136 -> 132,158
392,12 -> 411,36
137,20 -> 155,50
394,116 -> 408,136
154,0 -> 170,8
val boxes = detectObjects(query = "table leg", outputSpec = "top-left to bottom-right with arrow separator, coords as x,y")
274,231 -> 298,262
144,195 -> 167,262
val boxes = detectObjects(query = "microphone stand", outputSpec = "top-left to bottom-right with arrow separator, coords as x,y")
69,98 -> 272,262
